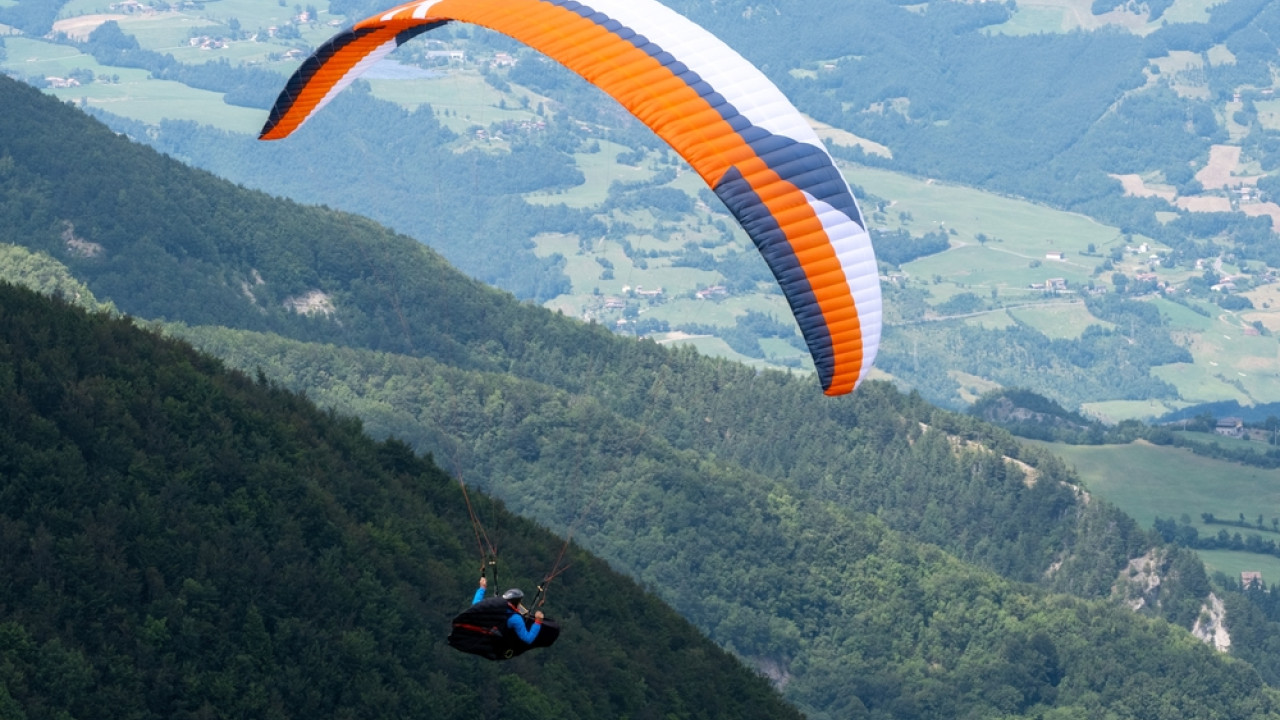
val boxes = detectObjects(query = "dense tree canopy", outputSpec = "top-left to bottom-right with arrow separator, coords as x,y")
0,281 -> 803,720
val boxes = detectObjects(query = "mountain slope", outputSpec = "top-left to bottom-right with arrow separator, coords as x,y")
0,281 -> 801,720
0,76 -> 1141,593
6,278 -> 1280,718
167,321 -> 1280,719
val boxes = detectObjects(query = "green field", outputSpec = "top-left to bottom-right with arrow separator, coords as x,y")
1030,438 -> 1280,577
912,247 -> 1095,302
849,163 -> 1132,312
1080,399 -> 1185,422
1157,0 -> 1221,25
525,141 -> 658,208
1195,549 -> 1280,584
961,308 -> 1018,331
1147,296 -> 1217,331
1258,99 -> 1280,132
989,0 -> 1217,36
369,70 -> 546,130
0,36 -> 262,131
58,79 -> 263,131
1154,310 -> 1280,406
1009,301 -> 1112,338
111,12 -> 210,50
853,166 -> 1127,250
56,0 -> 114,18
1175,429 -> 1278,453
2,35 -> 105,76
650,294 -> 794,328
986,5 -> 1076,36
56,0 -> 336,34
657,333 -> 803,373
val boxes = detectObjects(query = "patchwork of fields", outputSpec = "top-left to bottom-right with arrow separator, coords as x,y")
4,0 -> 1280,418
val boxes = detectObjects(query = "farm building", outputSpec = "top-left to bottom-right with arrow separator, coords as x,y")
1215,417 -> 1245,438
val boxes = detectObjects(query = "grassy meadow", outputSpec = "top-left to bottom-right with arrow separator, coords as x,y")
987,0 -> 1219,36
1080,399 -> 1186,422
987,1 -> 1102,36
56,0 -> 327,31
0,36 -> 266,130
1195,549 -> 1280,583
1155,0 -> 1223,25
852,164 -> 1129,307
6,0 -> 342,132
1152,307 -> 1280,407
1029,437 -> 1280,578
1257,99 -> 1280,132
524,141 -> 658,207
1008,301 -> 1111,339
369,70 -> 549,133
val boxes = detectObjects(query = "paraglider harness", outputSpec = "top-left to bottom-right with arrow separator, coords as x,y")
447,556 -> 563,660
446,479 -> 568,661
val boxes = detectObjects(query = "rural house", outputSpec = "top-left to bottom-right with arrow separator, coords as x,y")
1215,417 -> 1245,438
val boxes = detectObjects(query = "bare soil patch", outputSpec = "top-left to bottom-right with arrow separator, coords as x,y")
1176,196 -> 1232,212
1196,145 -> 1260,189
51,14 -> 127,41
803,115 -> 892,159
1241,201 -> 1280,229
1110,173 -> 1175,202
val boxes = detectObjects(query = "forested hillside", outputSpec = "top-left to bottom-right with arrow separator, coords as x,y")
0,282 -> 801,720
6,73 -> 1280,717
2,73 -> 1156,603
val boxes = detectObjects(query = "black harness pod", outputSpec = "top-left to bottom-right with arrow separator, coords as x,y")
448,598 -> 561,661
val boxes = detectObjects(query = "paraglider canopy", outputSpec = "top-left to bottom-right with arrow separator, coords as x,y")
260,0 -> 882,395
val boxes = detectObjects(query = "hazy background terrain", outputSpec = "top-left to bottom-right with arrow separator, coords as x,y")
5,0 -> 1280,421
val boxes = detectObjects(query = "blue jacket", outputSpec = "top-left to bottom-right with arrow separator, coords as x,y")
469,587 -> 541,644
507,607 -> 542,644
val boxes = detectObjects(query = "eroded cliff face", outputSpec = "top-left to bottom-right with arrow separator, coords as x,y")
1116,550 -> 1165,613
1192,593 -> 1231,652
1114,548 -> 1230,651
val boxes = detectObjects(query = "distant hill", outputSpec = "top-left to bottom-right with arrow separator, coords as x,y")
969,388 -> 1107,442
0,74 -> 562,369
0,281 -> 800,720
1160,400 -> 1280,425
